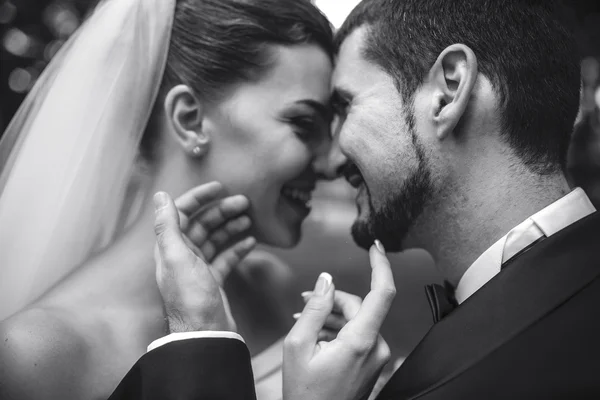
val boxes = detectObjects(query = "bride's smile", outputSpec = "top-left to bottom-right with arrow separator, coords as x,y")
182,44 -> 333,248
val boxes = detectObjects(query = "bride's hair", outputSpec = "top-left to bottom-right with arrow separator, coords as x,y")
140,0 -> 334,160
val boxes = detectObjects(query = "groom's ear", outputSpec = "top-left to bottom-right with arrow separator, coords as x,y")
426,44 -> 478,141
164,84 -> 211,158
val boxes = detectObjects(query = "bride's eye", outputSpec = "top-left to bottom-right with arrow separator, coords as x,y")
290,116 -> 318,141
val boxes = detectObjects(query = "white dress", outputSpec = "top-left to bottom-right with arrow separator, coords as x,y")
253,338 -> 285,400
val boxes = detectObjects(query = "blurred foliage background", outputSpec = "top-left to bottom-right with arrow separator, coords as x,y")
1,0 -> 600,361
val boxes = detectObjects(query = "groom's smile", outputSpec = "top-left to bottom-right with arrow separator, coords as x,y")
327,26 -> 433,251
343,162 -> 369,210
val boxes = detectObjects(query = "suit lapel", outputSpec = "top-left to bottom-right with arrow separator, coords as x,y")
379,212 -> 600,400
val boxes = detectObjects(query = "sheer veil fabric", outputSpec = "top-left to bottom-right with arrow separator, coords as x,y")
0,0 -> 175,320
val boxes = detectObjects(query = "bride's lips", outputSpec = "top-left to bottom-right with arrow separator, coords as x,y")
280,182 -> 315,218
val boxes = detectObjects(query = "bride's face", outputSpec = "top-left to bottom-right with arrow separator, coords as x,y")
202,44 -> 333,247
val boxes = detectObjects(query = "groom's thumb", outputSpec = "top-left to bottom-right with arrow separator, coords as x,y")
153,192 -> 188,265
286,273 -> 334,353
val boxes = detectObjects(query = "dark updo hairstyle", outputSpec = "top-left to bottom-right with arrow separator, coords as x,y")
141,0 -> 334,160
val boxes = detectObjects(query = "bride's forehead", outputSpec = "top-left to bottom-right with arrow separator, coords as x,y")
214,45 -> 332,109
260,44 -> 332,90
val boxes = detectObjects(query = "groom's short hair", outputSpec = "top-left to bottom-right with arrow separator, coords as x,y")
335,0 -> 580,175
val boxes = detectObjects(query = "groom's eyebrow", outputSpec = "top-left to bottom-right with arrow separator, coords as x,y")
331,87 -> 353,106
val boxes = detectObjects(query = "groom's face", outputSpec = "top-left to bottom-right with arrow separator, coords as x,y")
331,27 -> 434,252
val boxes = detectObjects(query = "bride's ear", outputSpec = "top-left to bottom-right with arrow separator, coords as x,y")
164,84 -> 210,158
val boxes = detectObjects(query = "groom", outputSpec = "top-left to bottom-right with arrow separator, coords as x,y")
111,0 -> 600,398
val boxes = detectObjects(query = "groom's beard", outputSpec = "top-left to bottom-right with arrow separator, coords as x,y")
351,130 -> 434,252
351,163 -> 433,252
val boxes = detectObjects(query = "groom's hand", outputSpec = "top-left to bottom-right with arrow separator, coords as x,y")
283,241 -> 396,400
153,188 -> 255,334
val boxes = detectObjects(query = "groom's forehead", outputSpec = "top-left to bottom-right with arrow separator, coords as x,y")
333,28 -> 369,75
332,26 -> 381,89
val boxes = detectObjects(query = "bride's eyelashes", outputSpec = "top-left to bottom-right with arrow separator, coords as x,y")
289,116 -> 319,141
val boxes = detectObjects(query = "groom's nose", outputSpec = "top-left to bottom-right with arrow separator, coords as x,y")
312,137 -> 335,181
318,134 -> 348,180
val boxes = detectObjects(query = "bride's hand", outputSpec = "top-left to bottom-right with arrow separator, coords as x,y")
296,289 -> 400,400
174,181 -> 253,285
153,187 -> 256,333
283,243 -> 395,400
295,290 -> 363,342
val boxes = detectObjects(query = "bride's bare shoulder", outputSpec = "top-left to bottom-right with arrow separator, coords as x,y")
0,307 -> 91,399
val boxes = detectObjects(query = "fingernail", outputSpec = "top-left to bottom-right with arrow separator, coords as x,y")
314,272 -> 332,296
293,313 -> 301,319
301,291 -> 312,298
153,192 -> 168,210
375,239 -> 385,254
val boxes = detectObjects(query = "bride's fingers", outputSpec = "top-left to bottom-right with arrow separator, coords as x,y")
200,216 -> 252,262
302,290 -> 363,319
317,328 -> 339,342
294,311 -> 348,332
185,195 -> 249,245
211,236 -> 257,285
289,319 -> 339,342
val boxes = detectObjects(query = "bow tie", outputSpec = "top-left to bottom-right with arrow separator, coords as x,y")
425,233 -> 548,323
425,281 -> 457,323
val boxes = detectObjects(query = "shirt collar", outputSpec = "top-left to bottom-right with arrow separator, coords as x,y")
454,188 -> 596,304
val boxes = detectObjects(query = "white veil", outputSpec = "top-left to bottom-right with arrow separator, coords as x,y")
0,0 -> 175,320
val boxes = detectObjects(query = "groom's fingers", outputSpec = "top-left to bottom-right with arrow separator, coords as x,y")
197,213 -> 251,262
286,273 -> 335,357
154,192 -> 196,267
185,195 -> 250,249
211,236 -> 257,285
175,181 -> 224,219
342,243 -> 396,342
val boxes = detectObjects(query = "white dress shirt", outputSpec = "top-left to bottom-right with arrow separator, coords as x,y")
147,330 -> 244,352
454,188 -> 596,304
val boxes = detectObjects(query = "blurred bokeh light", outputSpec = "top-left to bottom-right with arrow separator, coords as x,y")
3,27 -> 31,56
7,66 -> 31,92
0,1 -> 17,24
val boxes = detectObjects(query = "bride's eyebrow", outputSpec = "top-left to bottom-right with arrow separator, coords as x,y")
293,99 -> 332,121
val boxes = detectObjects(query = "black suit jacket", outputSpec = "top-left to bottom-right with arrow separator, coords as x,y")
379,211 -> 600,399
108,338 -> 257,400
110,212 -> 600,400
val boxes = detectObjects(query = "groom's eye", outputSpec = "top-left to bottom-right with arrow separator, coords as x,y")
332,97 -> 349,117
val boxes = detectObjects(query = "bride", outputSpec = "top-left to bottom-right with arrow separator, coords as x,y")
0,0 -> 334,398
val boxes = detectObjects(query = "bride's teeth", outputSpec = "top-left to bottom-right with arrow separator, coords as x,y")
283,187 -> 312,207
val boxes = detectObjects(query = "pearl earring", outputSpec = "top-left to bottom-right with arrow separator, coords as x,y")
192,146 -> 201,155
